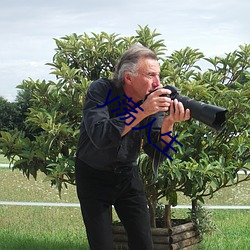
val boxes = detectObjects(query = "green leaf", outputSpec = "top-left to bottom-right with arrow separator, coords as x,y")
168,191 -> 178,207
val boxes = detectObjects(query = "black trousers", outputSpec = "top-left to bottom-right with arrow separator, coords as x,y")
75,158 -> 153,250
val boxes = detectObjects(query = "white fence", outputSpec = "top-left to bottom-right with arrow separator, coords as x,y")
0,164 -> 12,168
0,201 -> 250,210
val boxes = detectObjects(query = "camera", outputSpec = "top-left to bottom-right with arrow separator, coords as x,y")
145,85 -> 228,131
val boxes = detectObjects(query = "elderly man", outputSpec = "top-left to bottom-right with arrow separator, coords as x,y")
75,44 -> 190,250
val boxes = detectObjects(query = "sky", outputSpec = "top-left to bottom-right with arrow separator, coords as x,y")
0,0 -> 249,102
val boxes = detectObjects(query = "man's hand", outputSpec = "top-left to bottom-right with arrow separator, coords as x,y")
141,88 -> 172,116
166,99 -> 190,124
159,99 -> 190,148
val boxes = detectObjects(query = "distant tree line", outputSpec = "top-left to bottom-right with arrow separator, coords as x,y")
0,90 -> 32,132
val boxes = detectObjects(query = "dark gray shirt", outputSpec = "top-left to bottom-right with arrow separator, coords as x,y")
76,78 -> 167,172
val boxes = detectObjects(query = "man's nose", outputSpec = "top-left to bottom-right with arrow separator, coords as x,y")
152,76 -> 162,88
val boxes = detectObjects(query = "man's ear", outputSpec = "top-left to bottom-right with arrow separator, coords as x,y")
124,72 -> 133,85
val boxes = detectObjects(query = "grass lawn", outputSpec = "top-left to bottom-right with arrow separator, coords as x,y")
200,210 -> 250,250
0,206 -> 88,250
0,166 -> 88,250
0,156 -> 250,249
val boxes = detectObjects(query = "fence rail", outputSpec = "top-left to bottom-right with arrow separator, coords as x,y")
0,164 -> 13,167
0,201 -> 250,209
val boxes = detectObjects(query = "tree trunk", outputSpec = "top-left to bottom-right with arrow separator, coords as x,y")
165,204 -> 172,228
148,198 -> 156,228
192,199 -> 197,213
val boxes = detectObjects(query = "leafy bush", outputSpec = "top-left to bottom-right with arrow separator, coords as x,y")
0,26 -> 249,225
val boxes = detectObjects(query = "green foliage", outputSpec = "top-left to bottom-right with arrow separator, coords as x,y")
49,32 -> 131,81
140,43 -> 250,225
0,85 -> 32,132
0,26 -> 249,227
136,25 -> 166,57
0,97 -> 22,131
0,26 -> 166,194
187,204 -> 217,235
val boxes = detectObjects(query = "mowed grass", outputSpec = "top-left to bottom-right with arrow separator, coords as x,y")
1,153 -> 250,249
0,206 -> 88,250
0,166 -> 89,250
200,210 -> 250,250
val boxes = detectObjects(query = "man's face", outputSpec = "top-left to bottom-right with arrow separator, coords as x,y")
127,58 -> 162,102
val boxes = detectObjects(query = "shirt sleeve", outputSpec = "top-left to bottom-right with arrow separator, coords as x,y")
142,111 -> 172,162
83,79 -> 125,149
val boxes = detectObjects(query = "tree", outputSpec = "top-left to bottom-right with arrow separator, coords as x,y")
0,87 -> 32,133
0,97 -> 20,131
14,86 -> 33,132
141,44 -> 250,226
0,26 -> 249,227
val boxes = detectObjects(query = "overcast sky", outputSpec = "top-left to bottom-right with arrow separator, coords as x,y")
0,0 -> 249,101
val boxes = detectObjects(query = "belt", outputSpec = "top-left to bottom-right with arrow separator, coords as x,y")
112,166 -> 134,174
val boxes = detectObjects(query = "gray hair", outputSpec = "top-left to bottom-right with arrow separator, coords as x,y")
113,44 -> 157,86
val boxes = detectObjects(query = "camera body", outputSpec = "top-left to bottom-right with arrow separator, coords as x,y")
146,85 -> 227,131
